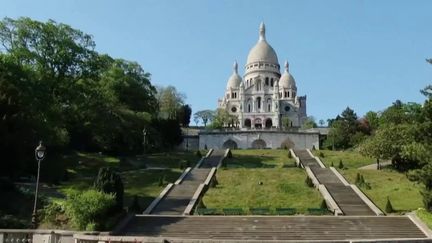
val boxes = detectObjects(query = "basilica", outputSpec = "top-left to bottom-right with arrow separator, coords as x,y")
218,23 -> 307,129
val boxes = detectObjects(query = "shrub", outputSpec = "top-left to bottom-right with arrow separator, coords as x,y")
287,152 -> 292,159
221,159 -> 227,168
158,175 -> 165,187
320,199 -> 327,209
93,167 -> 124,210
210,177 -> 218,188
319,152 -> 325,158
338,159 -> 344,169
331,161 -> 334,167
41,201 -> 65,225
64,189 -> 115,230
385,197 -> 394,213
421,190 -> 432,212
305,176 -> 314,187
195,150 -> 202,157
227,150 -> 233,158
355,173 -> 361,184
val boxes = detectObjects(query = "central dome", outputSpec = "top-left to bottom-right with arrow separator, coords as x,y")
246,23 -> 279,65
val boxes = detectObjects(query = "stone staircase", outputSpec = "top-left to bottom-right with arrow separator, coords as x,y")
294,149 -> 376,216
123,215 -> 427,241
147,150 -> 225,215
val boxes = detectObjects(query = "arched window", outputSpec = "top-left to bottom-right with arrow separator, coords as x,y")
287,91 -> 290,98
265,77 -> 269,86
257,97 -> 261,110
248,104 -> 251,112
271,79 -> 274,87
284,92 -> 288,98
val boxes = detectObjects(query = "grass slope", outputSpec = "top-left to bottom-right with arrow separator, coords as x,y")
316,149 -> 423,213
203,149 -> 323,214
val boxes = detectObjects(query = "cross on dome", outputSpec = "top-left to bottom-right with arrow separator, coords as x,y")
259,22 -> 266,41
284,60 -> 289,72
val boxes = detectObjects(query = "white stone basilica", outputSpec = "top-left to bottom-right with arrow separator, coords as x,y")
218,23 -> 307,129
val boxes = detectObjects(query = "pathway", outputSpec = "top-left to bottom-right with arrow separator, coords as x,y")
149,150 -> 225,215
293,149 -> 376,215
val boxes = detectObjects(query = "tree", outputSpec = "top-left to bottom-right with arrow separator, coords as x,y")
177,104 -> 192,127
157,86 -> 185,119
211,108 -> 238,128
93,167 -> 124,210
364,111 -> 380,131
318,119 -> 325,127
302,116 -> 317,129
281,116 -> 291,129
194,110 -> 214,127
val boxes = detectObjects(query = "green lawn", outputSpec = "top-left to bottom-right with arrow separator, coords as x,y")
314,149 -> 423,213
202,149 -> 323,214
227,149 -> 296,168
340,168 -> 423,213
313,149 -> 375,169
55,151 -> 201,210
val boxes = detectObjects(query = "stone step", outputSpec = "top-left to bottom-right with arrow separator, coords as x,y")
122,216 -> 427,240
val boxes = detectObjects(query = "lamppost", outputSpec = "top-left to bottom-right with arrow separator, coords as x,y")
142,128 -> 147,155
32,141 -> 46,228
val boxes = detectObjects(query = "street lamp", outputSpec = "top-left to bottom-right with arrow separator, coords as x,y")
143,128 -> 147,155
32,141 -> 46,228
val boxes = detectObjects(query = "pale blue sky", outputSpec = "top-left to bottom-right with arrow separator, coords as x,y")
1,0 -> 431,122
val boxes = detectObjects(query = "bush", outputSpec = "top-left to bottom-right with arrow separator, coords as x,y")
421,190 -> 432,212
385,197 -> 394,213
287,152 -> 292,159
64,189 -> 115,230
305,176 -> 314,187
320,199 -> 327,209
319,152 -> 325,158
158,174 -> 165,187
227,150 -> 233,158
179,160 -> 190,169
210,177 -> 218,188
338,159 -> 344,169
195,150 -> 202,157
331,161 -> 334,167
93,167 -> 124,210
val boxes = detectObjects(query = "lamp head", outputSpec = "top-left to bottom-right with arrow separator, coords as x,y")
35,141 -> 46,161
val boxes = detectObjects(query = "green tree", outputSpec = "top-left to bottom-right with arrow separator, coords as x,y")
281,116 -> 291,129
302,116 -> 317,129
93,167 -> 124,210
177,104 -> 192,127
194,110 -> 215,127
157,85 -> 185,119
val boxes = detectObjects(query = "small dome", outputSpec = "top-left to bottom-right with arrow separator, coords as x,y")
279,61 -> 296,89
246,23 -> 279,65
226,61 -> 242,89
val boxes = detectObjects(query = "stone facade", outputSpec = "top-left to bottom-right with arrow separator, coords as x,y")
199,130 -> 319,150
218,23 -> 307,129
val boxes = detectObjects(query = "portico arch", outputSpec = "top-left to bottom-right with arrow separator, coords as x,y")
265,118 -> 272,128
244,118 -> 251,128
251,139 -> 267,149
280,138 -> 295,149
223,139 -> 238,149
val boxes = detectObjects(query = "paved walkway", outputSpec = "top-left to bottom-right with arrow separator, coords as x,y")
294,150 -> 376,215
149,150 -> 225,215
123,215 -> 427,241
